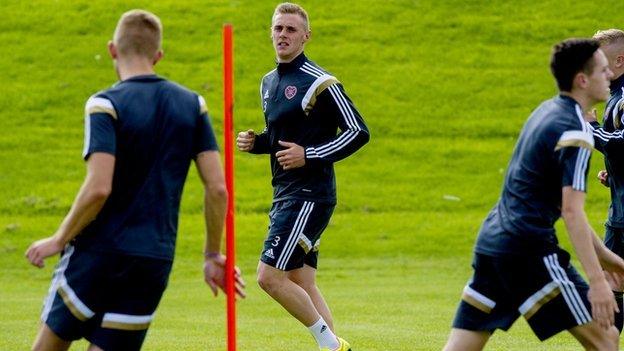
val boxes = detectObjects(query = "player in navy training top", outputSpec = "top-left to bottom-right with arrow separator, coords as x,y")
587,29 -> 624,333
237,3 -> 367,351
25,10 -> 244,351
443,39 -> 624,351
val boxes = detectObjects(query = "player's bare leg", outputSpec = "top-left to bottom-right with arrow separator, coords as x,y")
31,324 -> 71,351
569,322 -> 619,350
87,344 -> 104,351
258,261 -> 320,325
442,328 -> 490,351
287,264 -> 334,331
258,261 -> 341,349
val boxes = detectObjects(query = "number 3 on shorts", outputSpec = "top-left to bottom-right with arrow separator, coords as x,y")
272,236 -> 281,247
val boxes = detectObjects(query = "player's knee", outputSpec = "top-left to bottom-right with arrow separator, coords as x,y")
257,269 -> 281,294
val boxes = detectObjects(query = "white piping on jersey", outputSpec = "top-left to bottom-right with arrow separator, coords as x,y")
198,95 -> 208,114
302,62 -> 325,77
298,62 -> 364,159
83,96 -> 117,158
594,127 -> 624,142
260,69 -> 277,101
86,97 -> 117,118
301,74 -> 338,112
573,148 -> 590,191
574,105 -> 588,133
544,254 -> 591,325
82,110 -> 92,158
613,87 -> 624,128
557,130 -> 594,149
276,201 -> 314,270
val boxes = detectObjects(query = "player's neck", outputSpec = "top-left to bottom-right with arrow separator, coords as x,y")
561,91 -> 593,113
115,59 -> 156,81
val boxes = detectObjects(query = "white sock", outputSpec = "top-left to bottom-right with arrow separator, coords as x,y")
308,317 -> 339,349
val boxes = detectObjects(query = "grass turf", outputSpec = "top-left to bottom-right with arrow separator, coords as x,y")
3,0 -> 624,349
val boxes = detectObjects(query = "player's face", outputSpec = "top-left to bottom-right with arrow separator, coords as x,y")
271,13 -> 309,63
587,49 -> 614,102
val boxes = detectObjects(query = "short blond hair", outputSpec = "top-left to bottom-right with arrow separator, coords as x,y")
593,29 -> 624,46
273,3 -> 310,31
113,9 -> 162,58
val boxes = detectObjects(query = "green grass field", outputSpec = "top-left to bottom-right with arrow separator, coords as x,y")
4,0 -> 624,349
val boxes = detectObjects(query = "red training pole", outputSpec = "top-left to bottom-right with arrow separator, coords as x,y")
223,23 -> 237,351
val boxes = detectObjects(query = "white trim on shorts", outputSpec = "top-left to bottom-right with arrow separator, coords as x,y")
41,245 -> 75,322
543,253 -> 591,325
276,201 -> 314,270
102,312 -> 154,331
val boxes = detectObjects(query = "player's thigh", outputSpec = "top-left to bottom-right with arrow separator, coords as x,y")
260,200 -> 333,271
287,264 -> 317,287
504,250 -> 593,341
87,256 -> 172,351
451,254 -> 520,335
32,324 -> 72,351
443,328 -> 490,351
604,226 -> 624,259
40,246 -> 107,342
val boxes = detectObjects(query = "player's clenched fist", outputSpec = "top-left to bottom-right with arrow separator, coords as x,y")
237,130 -> 255,152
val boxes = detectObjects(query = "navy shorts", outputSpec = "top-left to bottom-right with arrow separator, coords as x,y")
452,250 -> 591,341
41,245 -> 172,350
605,225 -> 624,259
260,200 -> 334,271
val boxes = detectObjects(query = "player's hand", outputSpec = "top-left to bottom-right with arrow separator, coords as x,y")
276,141 -> 305,170
584,108 -> 598,123
598,170 -> 609,188
203,253 -> 246,299
236,130 -> 255,152
25,236 -> 64,268
588,277 -> 617,329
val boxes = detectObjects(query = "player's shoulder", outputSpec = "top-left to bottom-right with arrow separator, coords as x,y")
298,57 -> 334,80
85,90 -> 118,120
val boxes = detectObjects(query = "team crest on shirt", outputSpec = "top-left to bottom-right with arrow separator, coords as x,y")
284,86 -> 297,100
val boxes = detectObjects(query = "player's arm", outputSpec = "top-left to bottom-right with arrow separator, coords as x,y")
237,127 -> 270,154
194,96 -> 245,298
26,96 -> 117,268
301,84 -> 370,164
239,80 -> 271,154
195,151 -> 245,299
275,83 -> 370,170
586,107 -> 624,153
26,153 -> 114,268
561,186 -> 616,329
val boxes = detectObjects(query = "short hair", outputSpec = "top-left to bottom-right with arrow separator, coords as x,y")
593,29 -> 624,46
272,3 -> 310,31
550,38 -> 600,92
113,10 -> 162,58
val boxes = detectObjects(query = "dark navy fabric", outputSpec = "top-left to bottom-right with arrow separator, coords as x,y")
260,200 -> 334,271
251,53 -> 369,204
475,95 -> 593,256
592,74 -> 624,228
44,246 -> 171,349
452,251 -> 591,341
75,75 -> 218,261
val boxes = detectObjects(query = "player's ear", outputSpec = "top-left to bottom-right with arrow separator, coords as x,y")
304,30 -> 311,42
153,50 -> 163,66
616,54 -> 624,69
573,72 -> 589,90
108,41 -> 117,59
